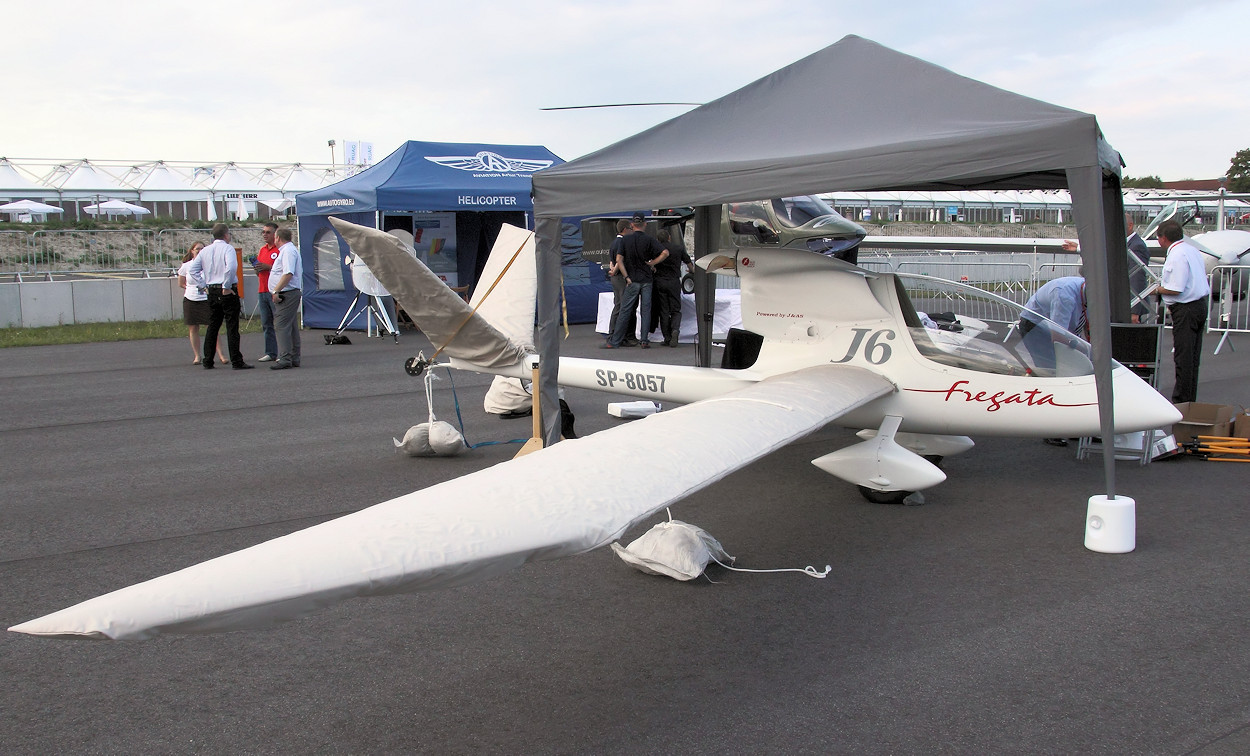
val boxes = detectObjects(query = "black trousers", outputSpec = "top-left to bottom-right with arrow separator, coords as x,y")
1168,297 -> 1208,404
650,276 -> 682,344
204,287 -> 244,367
608,273 -> 635,338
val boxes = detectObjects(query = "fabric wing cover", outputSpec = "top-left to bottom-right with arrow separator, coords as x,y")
11,365 -> 892,640
329,218 -> 525,369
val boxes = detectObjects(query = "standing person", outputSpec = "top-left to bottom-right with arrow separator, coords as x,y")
603,212 -> 663,349
253,222 -> 281,362
1062,217 -> 1152,323
1154,220 -> 1211,404
650,228 -> 693,347
187,223 -> 252,370
605,219 -> 637,346
268,227 -> 303,370
1126,214 -> 1151,323
178,242 -> 227,366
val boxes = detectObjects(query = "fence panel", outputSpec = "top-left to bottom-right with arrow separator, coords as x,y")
894,272 -> 1023,329
895,260 -> 1034,305
27,230 -> 164,272
0,231 -> 32,274
1209,265 -> 1250,354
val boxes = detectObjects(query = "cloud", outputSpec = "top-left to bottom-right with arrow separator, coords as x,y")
2,0 -> 1245,178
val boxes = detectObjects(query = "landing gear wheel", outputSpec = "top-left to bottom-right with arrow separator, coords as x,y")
681,274 -> 695,295
857,486 -> 913,505
404,356 -> 426,377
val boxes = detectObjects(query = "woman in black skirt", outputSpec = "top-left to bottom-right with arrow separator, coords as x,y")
177,242 -> 226,365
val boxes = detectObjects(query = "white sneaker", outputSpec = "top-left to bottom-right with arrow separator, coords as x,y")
258,354 -> 275,362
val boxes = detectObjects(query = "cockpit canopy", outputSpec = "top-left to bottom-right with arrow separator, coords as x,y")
891,273 -> 1097,378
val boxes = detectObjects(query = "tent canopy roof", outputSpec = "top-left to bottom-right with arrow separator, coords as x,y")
45,160 -> 137,198
532,35 -> 1120,217
296,140 -> 563,217
0,160 -> 58,200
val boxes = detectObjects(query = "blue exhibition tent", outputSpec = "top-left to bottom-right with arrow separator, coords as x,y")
296,140 -> 608,330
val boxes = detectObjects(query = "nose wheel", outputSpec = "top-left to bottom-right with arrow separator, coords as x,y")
404,356 -> 428,376
856,486 -> 917,505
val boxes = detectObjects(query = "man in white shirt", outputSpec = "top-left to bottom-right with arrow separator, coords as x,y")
267,227 -> 303,370
187,223 -> 252,370
1154,220 -> 1211,403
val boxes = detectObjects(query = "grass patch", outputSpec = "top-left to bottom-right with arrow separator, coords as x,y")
0,318 -> 262,348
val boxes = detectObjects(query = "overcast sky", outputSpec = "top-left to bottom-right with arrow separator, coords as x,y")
5,0 -> 1246,181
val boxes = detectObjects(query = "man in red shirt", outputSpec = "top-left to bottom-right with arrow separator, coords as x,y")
253,222 -> 280,361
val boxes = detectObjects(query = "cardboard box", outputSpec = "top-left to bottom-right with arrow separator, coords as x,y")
1232,409 -> 1250,440
1171,402 -> 1234,445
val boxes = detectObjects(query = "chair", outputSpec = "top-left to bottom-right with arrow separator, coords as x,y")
1075,323 -> 1165,465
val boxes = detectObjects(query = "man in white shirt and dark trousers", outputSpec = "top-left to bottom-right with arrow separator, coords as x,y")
187,223 -> 252,370
1154,220 -> 1211,404
268,227 -> 303,370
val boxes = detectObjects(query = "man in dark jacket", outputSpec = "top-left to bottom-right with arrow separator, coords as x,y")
603,213 -> 664,349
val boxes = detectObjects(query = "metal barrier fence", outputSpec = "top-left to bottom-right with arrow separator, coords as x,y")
1209,265 -> 1250,354
0,227 -> 273,275
894,272 -> 1024,328
894,261 -> 1034,305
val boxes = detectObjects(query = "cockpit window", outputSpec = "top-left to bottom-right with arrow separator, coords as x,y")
771,197 -> 829,227
893,274 -> 1096,377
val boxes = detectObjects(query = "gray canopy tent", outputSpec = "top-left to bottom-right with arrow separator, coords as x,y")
531,35 -> 1132,495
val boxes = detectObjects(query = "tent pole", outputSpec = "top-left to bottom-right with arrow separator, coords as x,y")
692,204 -> 721,368
535,216 -> 564,447
1068,165 -> 1117,499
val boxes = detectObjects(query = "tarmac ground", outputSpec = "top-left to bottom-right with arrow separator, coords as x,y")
2,321 -> 1249,755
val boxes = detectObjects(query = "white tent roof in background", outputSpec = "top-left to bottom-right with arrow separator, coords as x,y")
0,159 -> 58,200
198,163 -> 282,199
279,165 -> 333,195
44,160 -> 137,199
131,162 -> 203,201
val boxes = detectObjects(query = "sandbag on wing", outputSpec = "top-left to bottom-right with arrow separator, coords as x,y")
329,218 -> 525,369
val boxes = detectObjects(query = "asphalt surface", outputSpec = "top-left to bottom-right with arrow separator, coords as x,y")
2,323 -> 1249,755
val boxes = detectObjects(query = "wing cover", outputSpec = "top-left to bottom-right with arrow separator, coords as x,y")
10,365 -> 893,640
330,218 -> 525,368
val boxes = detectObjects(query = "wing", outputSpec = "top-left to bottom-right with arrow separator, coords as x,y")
9,365 -> 893,640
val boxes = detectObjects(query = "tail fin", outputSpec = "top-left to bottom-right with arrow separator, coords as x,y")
329,218 -> 525,369
468,223 -> 537,350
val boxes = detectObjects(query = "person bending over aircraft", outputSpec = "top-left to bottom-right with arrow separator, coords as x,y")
1018,275 -> 1087,447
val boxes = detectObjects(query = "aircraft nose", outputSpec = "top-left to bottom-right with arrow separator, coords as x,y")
1112,368 -> 1182,433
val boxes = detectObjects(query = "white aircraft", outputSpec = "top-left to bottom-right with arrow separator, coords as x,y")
1135,198 -> 1250,299
8,219 -> 1180,641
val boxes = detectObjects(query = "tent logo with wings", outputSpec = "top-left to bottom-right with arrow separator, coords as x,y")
425,151 -> 553,177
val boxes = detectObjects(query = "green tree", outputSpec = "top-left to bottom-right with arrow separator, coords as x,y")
1227,148 -> 1250,192
1122,174 -> 1164,188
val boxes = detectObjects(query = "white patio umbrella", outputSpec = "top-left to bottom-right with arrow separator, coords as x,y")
205,195 -> 217,222
83,199 -> 151,217
235,194 -> 248,220
261,198 -> 295,213
0,199 -> 65,216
